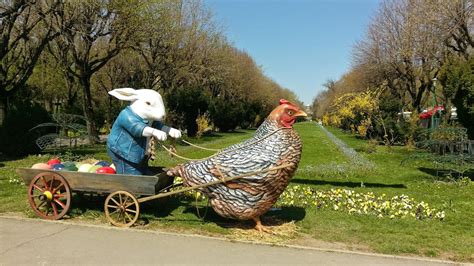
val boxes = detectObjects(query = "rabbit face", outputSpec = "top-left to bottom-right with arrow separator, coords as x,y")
109,88 -> 166,121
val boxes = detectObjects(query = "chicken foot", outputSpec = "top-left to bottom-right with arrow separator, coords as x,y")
253,217 -> 272,233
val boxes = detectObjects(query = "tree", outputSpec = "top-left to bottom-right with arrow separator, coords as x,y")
439,56 -> 474,139
51,0 -> 138,143
440,0 -> 473,59
354,0 -> 451,112
0,0 -> 60,124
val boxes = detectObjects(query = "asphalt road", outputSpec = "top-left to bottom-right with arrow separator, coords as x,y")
0,217 -> 460,265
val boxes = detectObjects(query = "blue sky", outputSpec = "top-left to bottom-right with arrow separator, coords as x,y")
206,0 -> 381,104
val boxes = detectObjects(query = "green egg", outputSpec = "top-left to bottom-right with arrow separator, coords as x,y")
88,165 -> 102,173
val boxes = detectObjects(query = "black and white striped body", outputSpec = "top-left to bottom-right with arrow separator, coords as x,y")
169,120 -> 302,220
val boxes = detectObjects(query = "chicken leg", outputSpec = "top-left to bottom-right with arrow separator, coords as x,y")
253,216 -> 272,233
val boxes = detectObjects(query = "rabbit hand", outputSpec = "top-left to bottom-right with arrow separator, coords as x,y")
152,129 -> 167,141
169,128 -> 182,139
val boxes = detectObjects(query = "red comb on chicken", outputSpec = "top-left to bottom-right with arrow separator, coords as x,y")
167,99 -> 307,232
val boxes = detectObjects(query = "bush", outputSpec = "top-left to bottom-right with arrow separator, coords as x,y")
0,100 -> 52,156
439,56 -> 474,139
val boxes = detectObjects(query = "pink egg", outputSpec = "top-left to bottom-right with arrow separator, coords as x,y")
31,163 -> 52,170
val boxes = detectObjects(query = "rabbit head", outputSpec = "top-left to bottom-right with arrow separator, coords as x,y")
109,88 -> 166,121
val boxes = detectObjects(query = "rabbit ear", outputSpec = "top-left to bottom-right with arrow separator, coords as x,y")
108,88 -> 139,101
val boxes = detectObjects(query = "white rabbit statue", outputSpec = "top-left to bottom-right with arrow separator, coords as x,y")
107,88 -> 181,175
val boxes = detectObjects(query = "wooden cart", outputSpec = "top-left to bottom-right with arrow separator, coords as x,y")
16,164 -> 291,227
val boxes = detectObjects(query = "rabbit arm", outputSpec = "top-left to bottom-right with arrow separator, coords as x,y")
142,126 -> 167,141
116,107 -> 147,138
151,120 -> 171,134
152,121 -> 181,138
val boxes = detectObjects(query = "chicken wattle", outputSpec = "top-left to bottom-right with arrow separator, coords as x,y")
167,99 -> 307,231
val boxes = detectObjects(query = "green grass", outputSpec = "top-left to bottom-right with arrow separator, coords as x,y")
0,122 -> 472,261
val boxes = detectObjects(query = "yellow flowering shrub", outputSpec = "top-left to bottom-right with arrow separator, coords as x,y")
323,90 -> 380,136
196,113 -> 213,138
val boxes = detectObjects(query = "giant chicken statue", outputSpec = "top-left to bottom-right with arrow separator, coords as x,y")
167,99 -> 307,232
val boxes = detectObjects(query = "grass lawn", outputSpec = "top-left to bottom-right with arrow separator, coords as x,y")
0,122 -> 472,261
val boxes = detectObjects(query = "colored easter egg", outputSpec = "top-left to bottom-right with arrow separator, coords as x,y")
63,164 -> 78,171
63,161 -> 75,167
78,163 -> 93,172
96,166 -> 116,174
88,165 -> 102,173
95,161 -> 110,167
47,158 -> 61,165
52,163 -> 65,171
31,163 -> 52,170
109,164 -> 115,170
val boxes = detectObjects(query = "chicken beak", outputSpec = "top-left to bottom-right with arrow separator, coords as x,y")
294,110 -> 307,117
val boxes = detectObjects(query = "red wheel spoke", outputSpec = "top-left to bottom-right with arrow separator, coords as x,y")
52,183 -> 64,194
51,202 -> 58,216
54,193 -> 63,199
32,184 -> 45,192
53,199 -> 66,209
40,176 -> 49,190
49,176 -> 55,190
36,201 -> 46,210
29,172 -> 71,220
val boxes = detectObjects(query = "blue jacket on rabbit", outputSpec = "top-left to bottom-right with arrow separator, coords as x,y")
107,106 -> 169,165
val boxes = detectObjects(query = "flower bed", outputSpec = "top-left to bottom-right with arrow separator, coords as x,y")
277,186 -> 445,220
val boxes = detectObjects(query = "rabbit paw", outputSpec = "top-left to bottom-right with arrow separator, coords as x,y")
153,130 -> 167,141
169,128 -> 182,139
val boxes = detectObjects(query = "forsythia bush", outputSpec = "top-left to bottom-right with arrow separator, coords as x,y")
195,113 -> 213,138
323,90 -> 380,136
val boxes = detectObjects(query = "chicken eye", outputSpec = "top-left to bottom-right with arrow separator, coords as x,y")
287,110 -> 294,116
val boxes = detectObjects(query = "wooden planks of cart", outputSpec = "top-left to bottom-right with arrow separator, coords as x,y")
16,163 -> 291,227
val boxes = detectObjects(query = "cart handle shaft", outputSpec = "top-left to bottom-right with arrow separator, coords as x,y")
137,163 -> 294,203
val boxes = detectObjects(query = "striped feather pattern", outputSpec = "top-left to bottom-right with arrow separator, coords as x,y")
169,119 -> 302,220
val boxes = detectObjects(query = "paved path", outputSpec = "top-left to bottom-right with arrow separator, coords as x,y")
0,217 -> 460,265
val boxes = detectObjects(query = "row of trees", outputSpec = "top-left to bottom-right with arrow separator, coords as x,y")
1,0 -> 299,154
312,0 -> 473,140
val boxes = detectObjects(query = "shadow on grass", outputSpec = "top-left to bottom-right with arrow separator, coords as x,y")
292,178 -> 407,188
418,167 -> 474,180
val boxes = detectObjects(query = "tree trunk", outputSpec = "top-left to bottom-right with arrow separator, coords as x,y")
0,97 -> 6,126
79,75 -> 98,144
185,112 -> 198,137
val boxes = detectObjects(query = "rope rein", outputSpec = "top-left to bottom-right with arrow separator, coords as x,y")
159,127 -> 292,161
180,139 -> 221,152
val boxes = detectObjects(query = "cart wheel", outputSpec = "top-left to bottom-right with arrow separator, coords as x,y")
104,191 -> 140,227
27,172 -> 71,220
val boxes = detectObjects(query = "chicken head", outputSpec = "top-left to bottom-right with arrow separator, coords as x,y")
269,99 -> 307,128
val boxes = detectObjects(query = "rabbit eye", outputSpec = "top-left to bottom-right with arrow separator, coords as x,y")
146,101 -> 151,106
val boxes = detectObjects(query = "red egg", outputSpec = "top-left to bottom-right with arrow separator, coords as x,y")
47,158 -> 61,166
96,166 -> 116,174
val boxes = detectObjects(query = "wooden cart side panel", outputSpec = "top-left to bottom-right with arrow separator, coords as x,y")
16,168 -> 159,195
